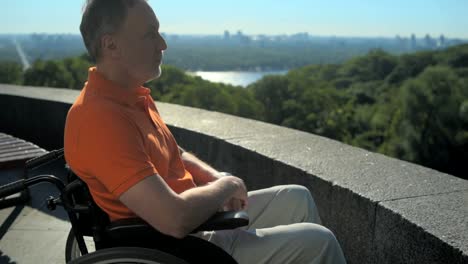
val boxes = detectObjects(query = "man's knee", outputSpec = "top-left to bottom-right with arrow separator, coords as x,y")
281,184 -> 314,204
300,223 -> 341,251
301,223 -> 333,238
285,184 -> 309,192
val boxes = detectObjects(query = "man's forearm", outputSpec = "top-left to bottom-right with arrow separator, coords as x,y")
120,174 -> 245,239
177,176 -> 244,236
181,151 -> 221,185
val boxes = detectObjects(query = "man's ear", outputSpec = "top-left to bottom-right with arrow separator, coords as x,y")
101,34 -> 120,59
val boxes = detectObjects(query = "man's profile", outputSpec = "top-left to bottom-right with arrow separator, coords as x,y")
64,0 -> 346,263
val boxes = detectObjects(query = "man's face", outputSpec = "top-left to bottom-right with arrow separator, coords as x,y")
114,1 -> 167,83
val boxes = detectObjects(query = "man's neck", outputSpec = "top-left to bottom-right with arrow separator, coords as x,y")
95,62 -> 141,91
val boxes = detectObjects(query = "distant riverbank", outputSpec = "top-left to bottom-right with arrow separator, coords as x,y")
188,70 -> 288,87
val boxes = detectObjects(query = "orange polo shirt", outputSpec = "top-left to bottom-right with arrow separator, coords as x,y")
64,67 -> 196,221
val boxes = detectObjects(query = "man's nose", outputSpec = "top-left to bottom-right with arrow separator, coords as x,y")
159,35 -> 168,51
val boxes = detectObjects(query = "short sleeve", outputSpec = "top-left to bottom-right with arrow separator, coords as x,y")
77,105 -> 158,197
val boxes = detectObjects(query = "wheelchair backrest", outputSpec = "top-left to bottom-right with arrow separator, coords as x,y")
25,149 -> 113,249
64,167 -> 110,245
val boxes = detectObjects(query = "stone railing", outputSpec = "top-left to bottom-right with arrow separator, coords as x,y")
1,84 -> 467,264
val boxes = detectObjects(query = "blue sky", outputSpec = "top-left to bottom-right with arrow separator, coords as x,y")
1,0 -> 467,38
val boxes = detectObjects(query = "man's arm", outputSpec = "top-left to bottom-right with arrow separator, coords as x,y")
179,148 -> 247,211
179,148 -> 221,186
119,174 -> 247,239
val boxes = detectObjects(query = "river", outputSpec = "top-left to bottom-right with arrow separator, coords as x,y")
189,70 -> 288,87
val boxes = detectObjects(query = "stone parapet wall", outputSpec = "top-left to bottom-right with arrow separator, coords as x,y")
1,84 -> 467,264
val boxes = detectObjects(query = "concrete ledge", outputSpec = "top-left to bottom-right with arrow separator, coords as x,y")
1,84 -> 467,264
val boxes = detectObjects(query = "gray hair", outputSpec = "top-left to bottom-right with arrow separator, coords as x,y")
80,0 -> 147,62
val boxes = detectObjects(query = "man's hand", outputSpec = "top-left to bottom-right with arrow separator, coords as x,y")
222,197 -> 247,211
220,176 -> 248,211
120,174 -> 248,238
180,151 -> 221,186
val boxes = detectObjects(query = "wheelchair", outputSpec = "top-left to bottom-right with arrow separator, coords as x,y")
0,149 -> 249,263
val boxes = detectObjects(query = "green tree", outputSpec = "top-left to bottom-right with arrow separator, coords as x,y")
0,62 -> 23,84
251,75 -> 290,124
388,66 -> 466,174
339,49 -> 398,82
4,43 -> 468,179
63,56 -> 92,89
23,59 -> 74,88
386,51 -> 436,84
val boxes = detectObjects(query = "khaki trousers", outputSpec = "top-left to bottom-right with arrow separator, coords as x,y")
197,185 -> 347,264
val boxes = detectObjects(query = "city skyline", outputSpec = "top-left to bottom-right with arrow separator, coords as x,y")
1,0 -> 467,38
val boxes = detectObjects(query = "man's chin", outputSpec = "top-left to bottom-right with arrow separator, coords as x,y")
153,67 -> 162,79
145,67 -> 162,82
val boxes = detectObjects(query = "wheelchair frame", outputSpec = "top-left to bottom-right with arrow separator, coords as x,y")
0,149 -> 249,263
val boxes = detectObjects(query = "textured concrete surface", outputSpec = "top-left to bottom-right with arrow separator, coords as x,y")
375,191 -> 468,263
1,85 -> 467,264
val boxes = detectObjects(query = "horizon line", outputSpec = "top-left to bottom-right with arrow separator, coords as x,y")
1,32 -> 467,40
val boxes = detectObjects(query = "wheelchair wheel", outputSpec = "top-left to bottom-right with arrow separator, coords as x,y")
67,247 -> 189,264
65,228 -> 96,262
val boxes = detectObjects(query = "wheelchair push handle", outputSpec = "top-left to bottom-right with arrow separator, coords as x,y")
0,175 -> 66,199
0,179 -> 27,199
0,148 -> 66,200
25,148 -> 64,170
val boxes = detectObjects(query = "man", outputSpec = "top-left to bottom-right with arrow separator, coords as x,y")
64,0 -> 346,263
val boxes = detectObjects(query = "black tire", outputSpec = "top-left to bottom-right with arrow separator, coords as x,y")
65,228 -> 82,262
67,247 -> 189,264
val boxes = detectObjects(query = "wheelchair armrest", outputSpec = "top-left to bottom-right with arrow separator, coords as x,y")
192,210 -> 249,233
106,211 -> 249,239
107,218 -> 151,233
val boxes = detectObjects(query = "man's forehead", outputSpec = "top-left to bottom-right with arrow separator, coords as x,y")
125,2 -> 158,29
147,22 -> 160,31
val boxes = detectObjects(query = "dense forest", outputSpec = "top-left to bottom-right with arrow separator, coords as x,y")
1,45 -> 467,179
2,33 -> 465,71
163,39 -> 403,71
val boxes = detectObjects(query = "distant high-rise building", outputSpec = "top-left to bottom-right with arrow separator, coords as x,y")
395,34 -> 402,44
411,34 -> 417,50
291,32 -> 309,42
233,30 -> 251,45
425,34 -> 435,48
256,34 -> 268,47
224,30 -> 230,40
439,34 -> 446,48
395,35 -> 407,50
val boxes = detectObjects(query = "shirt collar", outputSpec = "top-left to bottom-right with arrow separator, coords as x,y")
86,67 -> 151,106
